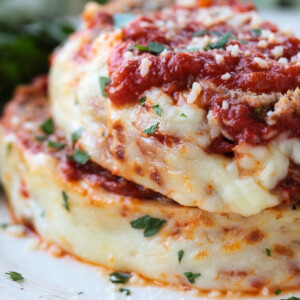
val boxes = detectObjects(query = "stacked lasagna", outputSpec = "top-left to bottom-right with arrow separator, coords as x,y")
1,0 -> 300,296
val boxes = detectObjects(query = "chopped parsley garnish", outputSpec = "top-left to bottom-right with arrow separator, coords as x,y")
131,42 -> 168,54
71,128 -> 83,142
266,248 -> 271,257
130,215 -> 166,237
280,297 -> 300,300
40,211 -> 46,218
119,288 -> 131,296
275,289 -> 282,295
144,122 -> 159,135
48,141 -> 65,150
0,223 -> 9,229
252,28 -> 262,37
35,136 -> 47,142
6,142 -> 12,156
152,105 -> 162,117
113,13 -> 135,29
207,32 -> 231,50
132,44 -> 150,52
211,31 -> 223,37
184,272 -> 201,284
138,96 -> 146,107
72,149 -> 91,165
102,132 -> 107,137
62,191 -> 70,211
5,271 -> 24,282
193,29 -> 207,37
41,118 -> 54,135
78,291 -> 84,295
109,272 -> 131,284
180,113 -> 187,118
148,42 -> 168,54
99,76 -> 110,97
235,38 -> 248,45
178,250 -> 184,263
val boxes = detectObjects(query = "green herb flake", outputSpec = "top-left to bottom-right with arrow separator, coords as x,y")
6,142 -> 12,156
193,29 -> 207,37
113,13 -> 135,29
5,271 -> 24,282
235,38 -> 248,44
133,44 -> 150,52
252,28 -> 262,37
266,248 -> 271,257
102,132 -> 107,137
178,250 -> 184,263
41,118 -> 54,135
138,96 -> 146,107
40,211 -> 46,218
72,149 -> 91,165
48,141 -> 65,150
72,128 -> 83,142
62,191 -> 70,211
280,297 -> 300,300
211,31 -> 222,37
184,272 -> 201,284
180,113 -> 187,118
208,33 -> 231,50
35,136 -> 47,142
78,291 -> 84,295
144,122 -> 159,135
109,272 -> 131,284
99,76 -> 110,98
119,288 -> 131,296
275,289 -> 282,295
131,42 -> 168,54
152,105 -> 162,117
0,223 -> 9,229
148,42 -> 168,54
130,215 -> 166,237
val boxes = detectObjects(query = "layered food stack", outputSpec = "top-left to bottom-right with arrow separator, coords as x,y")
1,0 -> 300,296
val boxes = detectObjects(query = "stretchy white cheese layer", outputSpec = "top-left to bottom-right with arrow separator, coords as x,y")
1,127 -> 300,294
49,3 -> 300,216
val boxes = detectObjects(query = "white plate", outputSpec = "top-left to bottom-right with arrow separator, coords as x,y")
1,11 -> 300,300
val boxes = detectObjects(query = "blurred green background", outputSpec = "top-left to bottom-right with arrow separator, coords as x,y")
0,0 -> 299,105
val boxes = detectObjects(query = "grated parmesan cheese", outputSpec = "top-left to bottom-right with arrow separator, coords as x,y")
215,54 -> 224,64
254,57 -> 269,69
187,82 -> 202,104
124,51 -> 133,60
278,57 -> 288,64
222,100 -> 229,110
226,44 -> 239,57
244,50 -> 251,56
257,40 -> 268,49
271,46 -> 284,59
221,73 -> 231,80
140,58 -> 152,77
